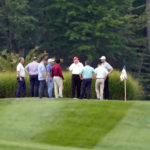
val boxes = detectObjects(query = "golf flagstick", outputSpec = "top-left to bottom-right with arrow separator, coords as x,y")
124,79 -> 127,102
120,66 -> 127,102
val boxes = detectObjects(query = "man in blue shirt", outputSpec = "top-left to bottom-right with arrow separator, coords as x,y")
46,58 -> 54,98
38,57 -> 48,99
79,61 -> 95,99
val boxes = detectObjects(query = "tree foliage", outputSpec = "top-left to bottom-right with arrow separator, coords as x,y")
0,0 -> 149,98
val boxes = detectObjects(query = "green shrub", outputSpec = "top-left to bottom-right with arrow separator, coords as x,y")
109,71 -> 143,100
0,71 -> 143,100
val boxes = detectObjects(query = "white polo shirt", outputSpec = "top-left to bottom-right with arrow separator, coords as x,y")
69,62 -> 83,75
17,63 -> 25,77
95,66 -> 108,79
102,62 -> 113,72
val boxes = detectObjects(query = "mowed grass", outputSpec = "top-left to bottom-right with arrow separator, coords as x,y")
0,98 -> 150,150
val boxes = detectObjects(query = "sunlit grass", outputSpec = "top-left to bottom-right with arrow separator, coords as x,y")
0,99 -> 150,150
0,98 -> 132,149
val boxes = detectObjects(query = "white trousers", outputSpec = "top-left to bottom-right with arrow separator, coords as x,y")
95,79 -> 105,100
53,76 -> 63,98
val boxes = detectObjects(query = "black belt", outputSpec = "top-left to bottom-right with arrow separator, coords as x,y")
30,74 -> 38,76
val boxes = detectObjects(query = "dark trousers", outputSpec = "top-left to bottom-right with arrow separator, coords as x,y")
72,75 -> 81,98
29,75 -> 39,97
104,77 -> 109,99
16,77 -> 26,98
80,79 -> 92,99
39,80 -> 48,99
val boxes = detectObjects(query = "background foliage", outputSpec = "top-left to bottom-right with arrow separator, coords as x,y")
0,0 -> 149,98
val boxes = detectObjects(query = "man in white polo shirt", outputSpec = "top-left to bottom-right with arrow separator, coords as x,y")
68,57 -> 83,98
16,57 -> 26,98
100,56 -> 113,99
95,63 -> 108,100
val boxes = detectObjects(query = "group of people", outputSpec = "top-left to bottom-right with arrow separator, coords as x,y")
68,56 -> 113,100
16,57 -> 64,99
16,56 -> 113,100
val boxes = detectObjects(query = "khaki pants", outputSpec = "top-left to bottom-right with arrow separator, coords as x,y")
53,76 -> 63,98
95,79 -> 105,100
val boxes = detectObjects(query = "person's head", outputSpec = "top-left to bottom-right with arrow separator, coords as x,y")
42,57 -> 48,65
73,57 -> 79,64
33,57 -> 37,61
19,57 -> 24,64
48,58 -> 54,64
85,60 -> 91,66
100,56 -> 106,63
56,59 -> 60,64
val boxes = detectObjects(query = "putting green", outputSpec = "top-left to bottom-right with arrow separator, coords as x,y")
0,98 -> 149,150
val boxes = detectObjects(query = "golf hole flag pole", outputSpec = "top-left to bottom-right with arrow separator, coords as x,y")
120,66 -> 127,102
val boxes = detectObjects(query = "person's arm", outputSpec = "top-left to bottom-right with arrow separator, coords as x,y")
58,66 -> 64,80
47,66 -> 52,82
16,71 -> 23,81
47,72 -> 52,81
107,63 -> 113,76
79,74 -> 83,80
16,65 -> 23,81
41,65 -> 47,82
108,68 -> 113,75
79,68 -> 83,80
42,70 -> 47,82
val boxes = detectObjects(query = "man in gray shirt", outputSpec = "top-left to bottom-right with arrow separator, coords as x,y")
100,56 -> 113,99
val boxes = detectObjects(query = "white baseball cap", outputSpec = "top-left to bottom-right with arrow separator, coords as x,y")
100,56 -> 106,60
48,58 -> 54,63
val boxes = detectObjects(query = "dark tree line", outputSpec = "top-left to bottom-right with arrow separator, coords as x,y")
0,0 -> 149,98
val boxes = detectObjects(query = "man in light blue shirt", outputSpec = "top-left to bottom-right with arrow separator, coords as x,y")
46,58 -> 54,98
79,61 -> 95,99
38,57 -> 48,99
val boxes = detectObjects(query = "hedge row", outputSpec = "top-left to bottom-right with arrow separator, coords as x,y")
0,71 -> 143,100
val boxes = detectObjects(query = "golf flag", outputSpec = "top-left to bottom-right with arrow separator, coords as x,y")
120,66 -> 127,102
120,66 -> 127,82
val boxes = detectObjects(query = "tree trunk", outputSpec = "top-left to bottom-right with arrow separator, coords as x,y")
146,0 -> 150,52
19,48 -> 25,57
8,24 -> 15,53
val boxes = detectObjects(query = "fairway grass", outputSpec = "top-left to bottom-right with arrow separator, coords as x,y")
0,98 -> 149,150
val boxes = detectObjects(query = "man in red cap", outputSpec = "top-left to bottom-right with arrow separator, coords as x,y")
68,57 -> 83,98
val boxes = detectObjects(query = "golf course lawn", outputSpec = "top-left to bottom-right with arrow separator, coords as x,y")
0,98 -> 150,150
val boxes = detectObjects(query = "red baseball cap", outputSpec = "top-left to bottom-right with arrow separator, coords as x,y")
73,57 -> 79,60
